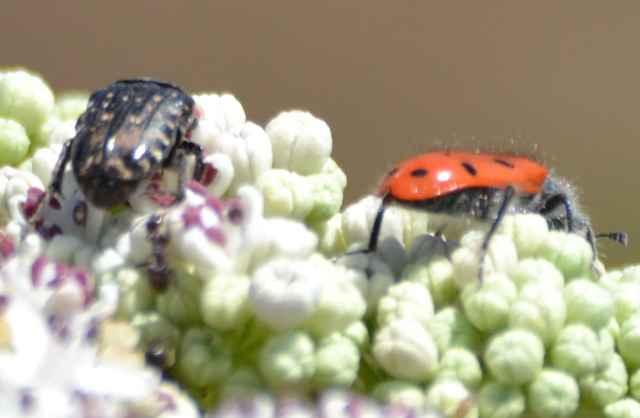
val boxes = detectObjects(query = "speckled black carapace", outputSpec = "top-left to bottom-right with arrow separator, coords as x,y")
49,78 -> 204,208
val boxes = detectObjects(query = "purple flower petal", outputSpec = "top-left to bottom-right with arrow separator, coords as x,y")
204,227 -> 226,245
31,256 -> 49,287
182,205 -> 202,229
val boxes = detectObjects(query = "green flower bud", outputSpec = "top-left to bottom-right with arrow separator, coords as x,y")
398,207 -> 430,251
29,116 -> 59,154
314,213 -> 347,256
53,92 -> 89,121
258,331 -> 315,387
250,258 -> 322,331
425,380 -> 477,418
377,281 -> 434,328
303,266 -> 366,339
403,255 -> 457,308
510,213 -> 549,259
485,234 -> 519,275
453,234 -> 518,288
478,382 -> 525,418
461,273 -> 517,332
484,329 -> 544,386
255,169 -> 314,219
628,368 -> 640,400
0,70 -> 54,135
373,319 -> 439,383
313,334 -> 360,386
372,380 -> 425,410
509,259 -> 565,290
620,265 -> 640,284
580,353 -> 628,407
338,253 -> 394,317
599,270 -> 622,293
0,117 -> 30,165
218,368 -> 264,400
16,156 -> 32,171
564,279 -> 614,330
425,306 -> 482,353
603,398 -> 640,418
526,369 -> 579,418
251,218 -> 318,266
537,231 -> 593,279
201,273 -> 251,331
101,268 -> 156,319
509,283 -> 566,346
437,348 -> 482,389
613,282 -> 640,326
597,328 -> 615,372
617,313 -> 640,368
605,317 -> 621,341
266,110 -> 332,175
305,158 -> 347,224
550,324 -> 612,378
176,328 -> 233,388
156,264 -> 203,328
341,320 -> 369,349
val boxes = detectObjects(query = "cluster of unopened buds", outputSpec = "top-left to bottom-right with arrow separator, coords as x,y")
0,68 -> 639,418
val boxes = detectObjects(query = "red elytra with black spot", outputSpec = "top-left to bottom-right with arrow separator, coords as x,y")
378,151 -> 548,201
366,151 -> 626,280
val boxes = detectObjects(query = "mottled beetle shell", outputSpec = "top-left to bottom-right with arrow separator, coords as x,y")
70,79 -> 196,208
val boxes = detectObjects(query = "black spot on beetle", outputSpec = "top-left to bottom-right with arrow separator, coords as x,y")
410,168 -> 428,177
493,158 -> 515,169
461,163 -> 477,176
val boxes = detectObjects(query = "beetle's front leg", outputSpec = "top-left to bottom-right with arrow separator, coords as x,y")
177,140 -> 205,182
170,141 -> 204,202
49,139 -> 73,197
28,139 -> 73,227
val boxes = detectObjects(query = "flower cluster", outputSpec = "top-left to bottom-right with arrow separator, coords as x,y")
0,68 -> 639,418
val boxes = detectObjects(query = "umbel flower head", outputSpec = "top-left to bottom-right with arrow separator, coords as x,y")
0,68 -> 639,418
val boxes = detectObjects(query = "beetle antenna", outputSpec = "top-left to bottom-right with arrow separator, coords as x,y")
595,231 -> 628,246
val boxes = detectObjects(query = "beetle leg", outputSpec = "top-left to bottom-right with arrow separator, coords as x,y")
28,139 -> 73,228
176,140 -> 205,182
156,139 -> 205,204
164,141 -> 204,203
141,213 -> 172,293
49,139 -> 73,197
368,194 -> 396,252
477,186 -> 515,283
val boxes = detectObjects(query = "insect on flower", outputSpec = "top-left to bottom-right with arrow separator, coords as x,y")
31,78 -> 206,228
368,151 -> 627,279
143,212 -> 173,293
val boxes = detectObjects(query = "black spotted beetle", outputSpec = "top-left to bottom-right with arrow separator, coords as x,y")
44,78 -> 205,211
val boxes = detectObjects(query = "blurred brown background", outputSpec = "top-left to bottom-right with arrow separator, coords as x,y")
1,2 -> 639,268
